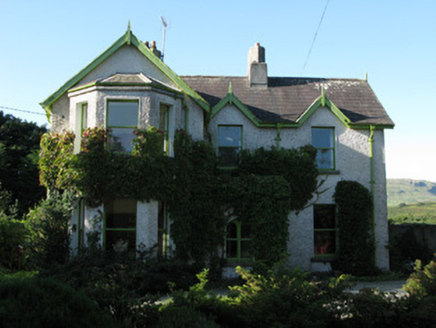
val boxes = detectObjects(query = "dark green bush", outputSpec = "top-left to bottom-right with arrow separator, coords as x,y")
157,306 -> 219,328
26,191 -> 75,267
0,214 -> 29,269
230,267 -> 348,328
0,276 -> 116,328
42,252 -> 198,295
333,181 -> 375,276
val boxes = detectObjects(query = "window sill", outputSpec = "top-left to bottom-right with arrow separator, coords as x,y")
225,260 -> 253,267
218,166 -> 238,171
318,170 -> 340,175
311,256 -> 335,263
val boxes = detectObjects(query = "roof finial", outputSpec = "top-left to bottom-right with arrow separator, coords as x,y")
321,86 -> 326,107
127,20 -> 131,32
364,71 -> 368,81
228,81 -> 233,94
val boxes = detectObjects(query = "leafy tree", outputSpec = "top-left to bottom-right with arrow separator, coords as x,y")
0,111 -> 47,216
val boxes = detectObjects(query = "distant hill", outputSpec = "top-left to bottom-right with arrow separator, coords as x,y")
387,179 -> 436,207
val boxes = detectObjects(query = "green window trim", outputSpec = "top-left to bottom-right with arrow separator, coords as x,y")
81,103 -> 88,134
226,220 -> 252,263
74,103 -> 88,153
106,99 -> 140,153
312,127 -> 336,170
313,204 -> 337,258
218,125 -> 243,168
158,201 -> 169,257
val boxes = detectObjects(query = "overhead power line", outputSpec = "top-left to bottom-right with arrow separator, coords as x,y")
300,0 -> 331,76
0,105 -> 45,116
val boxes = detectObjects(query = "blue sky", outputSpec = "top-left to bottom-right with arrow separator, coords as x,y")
1,0 -> 435,182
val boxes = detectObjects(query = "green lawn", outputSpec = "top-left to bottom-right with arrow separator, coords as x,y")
388,201 -> 436,225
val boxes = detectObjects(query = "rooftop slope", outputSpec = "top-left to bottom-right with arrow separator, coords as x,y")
181,76 -> 394,127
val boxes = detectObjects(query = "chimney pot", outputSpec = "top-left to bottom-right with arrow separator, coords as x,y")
149,41 -> 162,60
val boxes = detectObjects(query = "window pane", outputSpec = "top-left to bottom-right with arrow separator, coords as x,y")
226,240 -> 237,258
241,241 -> 251,258
314,205 -> 335,229
312,128 -> 333,148
219,126 -> 241,147
106,230 -> 136,252
81,104 -> 88,132
108,128 -> 135,152
159,106 -> 169,132
316,149 -> 334,169
314,231 -> 336,255
106,199 -> 136,229
108,101 -> 138,127
219,147 -> 240,167
227,222 -> 237,239
240,223 -> 251,239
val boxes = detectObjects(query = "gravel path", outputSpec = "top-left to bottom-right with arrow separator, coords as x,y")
346,280 -> 407,295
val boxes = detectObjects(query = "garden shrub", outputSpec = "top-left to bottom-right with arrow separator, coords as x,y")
26,191 -> 75,267
157,306 -> 219,328
0,214 -> 29,269
229,266 -> 349,328
404,258 -> 436,297
0,276 -> 116,328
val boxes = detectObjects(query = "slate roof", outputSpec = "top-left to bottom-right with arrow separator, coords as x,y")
69,73 -> 181,94
181,76 -> 394,127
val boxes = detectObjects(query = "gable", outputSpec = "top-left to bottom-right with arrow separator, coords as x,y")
41,27 -> 209,121
74,45 -> 176,89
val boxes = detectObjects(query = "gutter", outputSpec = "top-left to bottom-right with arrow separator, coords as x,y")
368,125 -> 376,266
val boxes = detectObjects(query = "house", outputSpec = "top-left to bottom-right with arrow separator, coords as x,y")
41,26 -> 394,272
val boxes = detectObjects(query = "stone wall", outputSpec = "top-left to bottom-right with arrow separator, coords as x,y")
389,224 -> 436,254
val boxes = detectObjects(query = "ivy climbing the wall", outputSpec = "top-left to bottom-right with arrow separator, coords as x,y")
39,128 -> 319,270
333,180 -> 375,276
168,131 -> 225,266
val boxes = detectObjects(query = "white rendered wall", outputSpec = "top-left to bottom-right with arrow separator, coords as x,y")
137,200 -> 159,250
211,104 -> 389,271
74,46 -> 177,90
184,96 -> 205,141
373,130 -> 389,270
83,205 -> 104,248
51,94 -> 70,132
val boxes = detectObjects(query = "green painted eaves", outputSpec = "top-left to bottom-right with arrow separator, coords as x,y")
211,91 -> 393,130
40,29 -> 209,120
